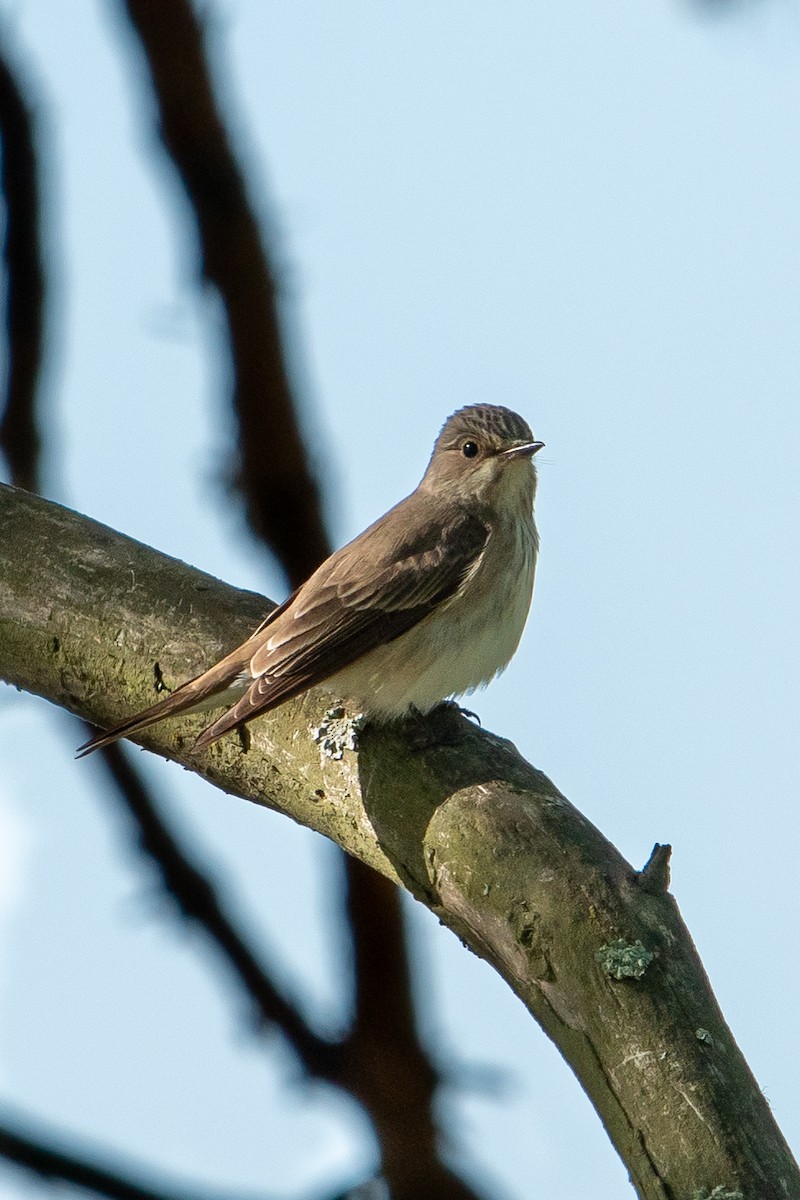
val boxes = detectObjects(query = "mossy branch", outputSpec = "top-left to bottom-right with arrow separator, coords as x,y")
0,482 -> 796,1200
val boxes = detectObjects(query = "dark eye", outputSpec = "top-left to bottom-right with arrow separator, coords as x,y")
462,440 -> 479,458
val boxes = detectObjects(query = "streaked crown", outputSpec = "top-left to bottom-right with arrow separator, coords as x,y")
434,404 -> 534,453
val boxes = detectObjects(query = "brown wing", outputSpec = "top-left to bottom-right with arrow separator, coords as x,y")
194,498 -> 489,748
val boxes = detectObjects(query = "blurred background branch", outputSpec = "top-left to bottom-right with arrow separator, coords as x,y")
0,1106 -> 282,1200
120,0 -> 328,589
115,3 -> 472,1195
0,28 -> 44,492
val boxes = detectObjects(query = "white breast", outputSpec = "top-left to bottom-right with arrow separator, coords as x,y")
325,510 -> 538,720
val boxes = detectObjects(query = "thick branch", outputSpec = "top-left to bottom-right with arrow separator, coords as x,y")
1,484 -> 797,1200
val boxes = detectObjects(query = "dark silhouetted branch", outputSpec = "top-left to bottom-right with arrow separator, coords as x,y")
0,1107 -> 278,1200
340,859 -> 481,1200
119,0 -> 328,589
343,860 -> 438,1178
112,8 -> 473,1194
0,33 -> 45,492
92,735 -> 345,1082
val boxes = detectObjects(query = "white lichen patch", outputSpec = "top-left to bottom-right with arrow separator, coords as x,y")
310,708 -> 365,760
692,1188 -> 744,1200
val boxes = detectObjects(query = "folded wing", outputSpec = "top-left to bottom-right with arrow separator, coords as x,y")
195,498 -> 489,747
79,494 -> 489,756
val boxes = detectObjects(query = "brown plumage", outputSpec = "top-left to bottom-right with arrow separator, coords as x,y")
78,405 -> 543,757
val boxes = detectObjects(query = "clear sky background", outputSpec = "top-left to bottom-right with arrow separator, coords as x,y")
1,2 -> 799,1198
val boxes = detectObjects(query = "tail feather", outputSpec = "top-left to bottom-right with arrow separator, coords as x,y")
191,664 -> 315,752
76,648 -> 254,758
192,681 -> 282,751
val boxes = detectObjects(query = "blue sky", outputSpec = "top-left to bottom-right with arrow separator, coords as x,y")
1,2 -> 799,1197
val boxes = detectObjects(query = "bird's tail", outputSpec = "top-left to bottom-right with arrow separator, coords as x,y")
76,642 -> 256,758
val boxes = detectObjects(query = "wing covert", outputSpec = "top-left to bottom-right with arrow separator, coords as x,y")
194,501 -> 490,745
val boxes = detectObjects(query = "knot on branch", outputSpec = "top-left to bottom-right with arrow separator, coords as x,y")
636,842 -> 672,894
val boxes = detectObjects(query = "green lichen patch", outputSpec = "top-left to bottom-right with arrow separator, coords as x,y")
596,938 -> 654,980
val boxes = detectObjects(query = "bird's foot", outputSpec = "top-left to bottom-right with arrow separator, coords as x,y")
402,701 -> 474,750
453,703 -> 481,726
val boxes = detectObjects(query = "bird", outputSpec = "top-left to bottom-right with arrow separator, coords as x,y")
77,404 -> 543,758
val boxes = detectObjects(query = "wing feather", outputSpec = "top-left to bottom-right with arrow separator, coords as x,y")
194,500 -> 489,747
80,493 -> 490,756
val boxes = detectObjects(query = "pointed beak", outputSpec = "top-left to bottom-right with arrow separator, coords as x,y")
502,440 -> 545,460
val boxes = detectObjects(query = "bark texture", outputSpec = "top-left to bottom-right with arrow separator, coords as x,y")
1,483 -> 797,1200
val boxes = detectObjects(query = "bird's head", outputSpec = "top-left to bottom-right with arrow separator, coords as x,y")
420,404 -> 544,510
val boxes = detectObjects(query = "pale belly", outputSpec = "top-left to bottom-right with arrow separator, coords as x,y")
324,517 -> 537,719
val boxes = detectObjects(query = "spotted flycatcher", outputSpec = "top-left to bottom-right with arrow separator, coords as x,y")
78,404 -> 544,756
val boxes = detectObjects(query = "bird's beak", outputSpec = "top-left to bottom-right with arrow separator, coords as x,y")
502,440 -> 545,460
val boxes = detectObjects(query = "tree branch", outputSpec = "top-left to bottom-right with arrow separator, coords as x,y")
1,483 -> 797,1200
106,9 -> 460,1186
0,33 -> 46,493
117,0 -> 328,589
88,735 -> 343,1082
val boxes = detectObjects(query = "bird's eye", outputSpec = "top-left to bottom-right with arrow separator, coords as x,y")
462,441 -> 479,458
